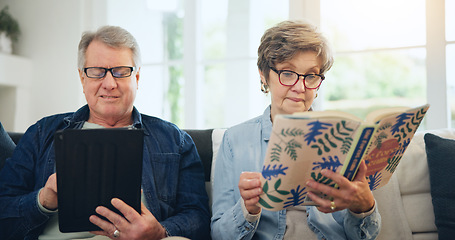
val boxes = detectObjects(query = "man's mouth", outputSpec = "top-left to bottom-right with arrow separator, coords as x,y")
100,95 -> 118,99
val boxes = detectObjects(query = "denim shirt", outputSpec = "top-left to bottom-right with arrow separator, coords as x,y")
0,105 -> 211,240
211,106 -> 381,240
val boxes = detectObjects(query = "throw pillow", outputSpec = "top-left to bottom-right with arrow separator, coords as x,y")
0,122 -> 16,170
424,133 -> 455,239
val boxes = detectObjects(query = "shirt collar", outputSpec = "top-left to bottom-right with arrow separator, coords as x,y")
64,105 -> 143,129
261,105 -> 273,142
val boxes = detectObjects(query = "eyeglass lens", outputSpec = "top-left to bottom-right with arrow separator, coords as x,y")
85,67 -> 133,78
279,71 -> 322,88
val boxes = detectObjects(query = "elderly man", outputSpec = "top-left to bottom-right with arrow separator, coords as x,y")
0,26 -> 210,240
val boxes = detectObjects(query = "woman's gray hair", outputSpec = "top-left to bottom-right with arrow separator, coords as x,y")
257,20 -> 334,91
78,26 -> 141,69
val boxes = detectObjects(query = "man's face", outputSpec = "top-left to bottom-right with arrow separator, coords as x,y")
79,40 -> 139,124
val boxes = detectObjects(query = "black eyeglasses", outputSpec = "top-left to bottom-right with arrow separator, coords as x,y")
270,67 -> 325,89
84,66 -> 135,79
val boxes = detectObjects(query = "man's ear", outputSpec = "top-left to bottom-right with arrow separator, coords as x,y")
78,69 -> 84,85
135,67 -> 140,89
78,69 -> 87,94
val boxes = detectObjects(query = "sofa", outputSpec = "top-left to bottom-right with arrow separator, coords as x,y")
2,126 -> 455,239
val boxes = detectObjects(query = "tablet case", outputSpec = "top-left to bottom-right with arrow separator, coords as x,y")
54,128 -> 144,233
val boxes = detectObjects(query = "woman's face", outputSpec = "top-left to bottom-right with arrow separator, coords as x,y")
261,51 -> 322,122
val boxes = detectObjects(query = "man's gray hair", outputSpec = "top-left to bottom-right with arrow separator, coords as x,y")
78,26 -> 141,69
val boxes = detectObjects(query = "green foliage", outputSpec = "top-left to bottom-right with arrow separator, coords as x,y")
324,133 -> 337,148
325,50 -> 425,103
373,132 -> 388,149
274,179 -> 290,195
164,13 -> 184,126
0,6 -> 20,42
260,179 -> 288,207
317,138 -> 331,153
386,155 -> 402,173
164,13 -> 183,60
258,196 -> 273,209
285,139 -> 301,161
341,137 -> 353,154
281,128 -> 305,137
311,172 -> 334,186
167,66 -> 184,126
270,143 -> 282,162
311,144 -> 323,155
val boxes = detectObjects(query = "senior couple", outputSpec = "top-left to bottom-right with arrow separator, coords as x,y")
0,21 -> 380,240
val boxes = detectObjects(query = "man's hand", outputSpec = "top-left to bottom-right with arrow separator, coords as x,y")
39,173 -> 58,210
90,198 -> 167,240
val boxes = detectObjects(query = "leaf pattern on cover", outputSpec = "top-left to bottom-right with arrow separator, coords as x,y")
262,164 -> 289,180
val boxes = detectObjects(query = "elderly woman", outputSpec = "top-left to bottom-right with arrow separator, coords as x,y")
211,21 -> 381,240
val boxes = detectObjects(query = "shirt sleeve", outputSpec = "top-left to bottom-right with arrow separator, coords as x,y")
241,198 -> 262,223
211,131 -> 260,240
307,203 -> 381,240
37,189 -> 58,214
344,200 -> 381,239
158,131 -> 211,240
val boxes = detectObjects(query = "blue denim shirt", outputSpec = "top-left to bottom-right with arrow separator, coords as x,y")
211,106 -> 381,240
0,105 -> 211,240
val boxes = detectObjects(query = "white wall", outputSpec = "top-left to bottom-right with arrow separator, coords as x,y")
0,0 -> 103,132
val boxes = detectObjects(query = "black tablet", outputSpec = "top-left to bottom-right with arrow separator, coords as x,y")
54,128 -> 143,233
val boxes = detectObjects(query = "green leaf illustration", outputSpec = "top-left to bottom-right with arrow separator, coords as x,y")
274,179 -> 282,190
263,181 -> 269,193
276,190 -> 290,195
266,193 -> 283,203
258,197 -> 274,209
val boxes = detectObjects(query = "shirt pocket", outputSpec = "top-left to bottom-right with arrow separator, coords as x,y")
150,153 -> 180,202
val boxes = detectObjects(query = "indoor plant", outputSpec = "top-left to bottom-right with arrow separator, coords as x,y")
0,6 -> 20,54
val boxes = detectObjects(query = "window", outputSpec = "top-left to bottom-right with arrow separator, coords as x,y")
447,0 -> 455,127
106,0 -> 288,129
319,0 -> 427,123
106,0 -> 452,129
200,0 -> 288,128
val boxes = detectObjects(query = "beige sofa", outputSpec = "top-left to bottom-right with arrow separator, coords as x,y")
209,128 -> 455,239
372,128 -> 455,239
4,127 -> 454,239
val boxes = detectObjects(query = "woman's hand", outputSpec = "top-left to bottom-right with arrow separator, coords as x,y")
238,172 -> 262,215
306,161 -> 375,214
90,198 -> 166,240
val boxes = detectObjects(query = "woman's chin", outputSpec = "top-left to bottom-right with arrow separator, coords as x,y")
285,104 -> 309,114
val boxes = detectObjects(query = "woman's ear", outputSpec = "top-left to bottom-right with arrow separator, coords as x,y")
258,69 -> 267,85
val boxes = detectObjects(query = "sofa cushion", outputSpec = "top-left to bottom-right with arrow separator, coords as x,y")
208,129 -> 226,207
0,122 -> 16,170
184,129 -> 214,182
394,130 -> 438,237
425,133 -> 455,238
373,174 -> 413,240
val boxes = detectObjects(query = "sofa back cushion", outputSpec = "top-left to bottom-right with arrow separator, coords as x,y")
184,129 -> 214,182
425,132 -> 455,239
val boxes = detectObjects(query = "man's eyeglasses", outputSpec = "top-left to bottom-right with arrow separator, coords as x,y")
270,67 -> 324,89
84,66 -> 135,79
